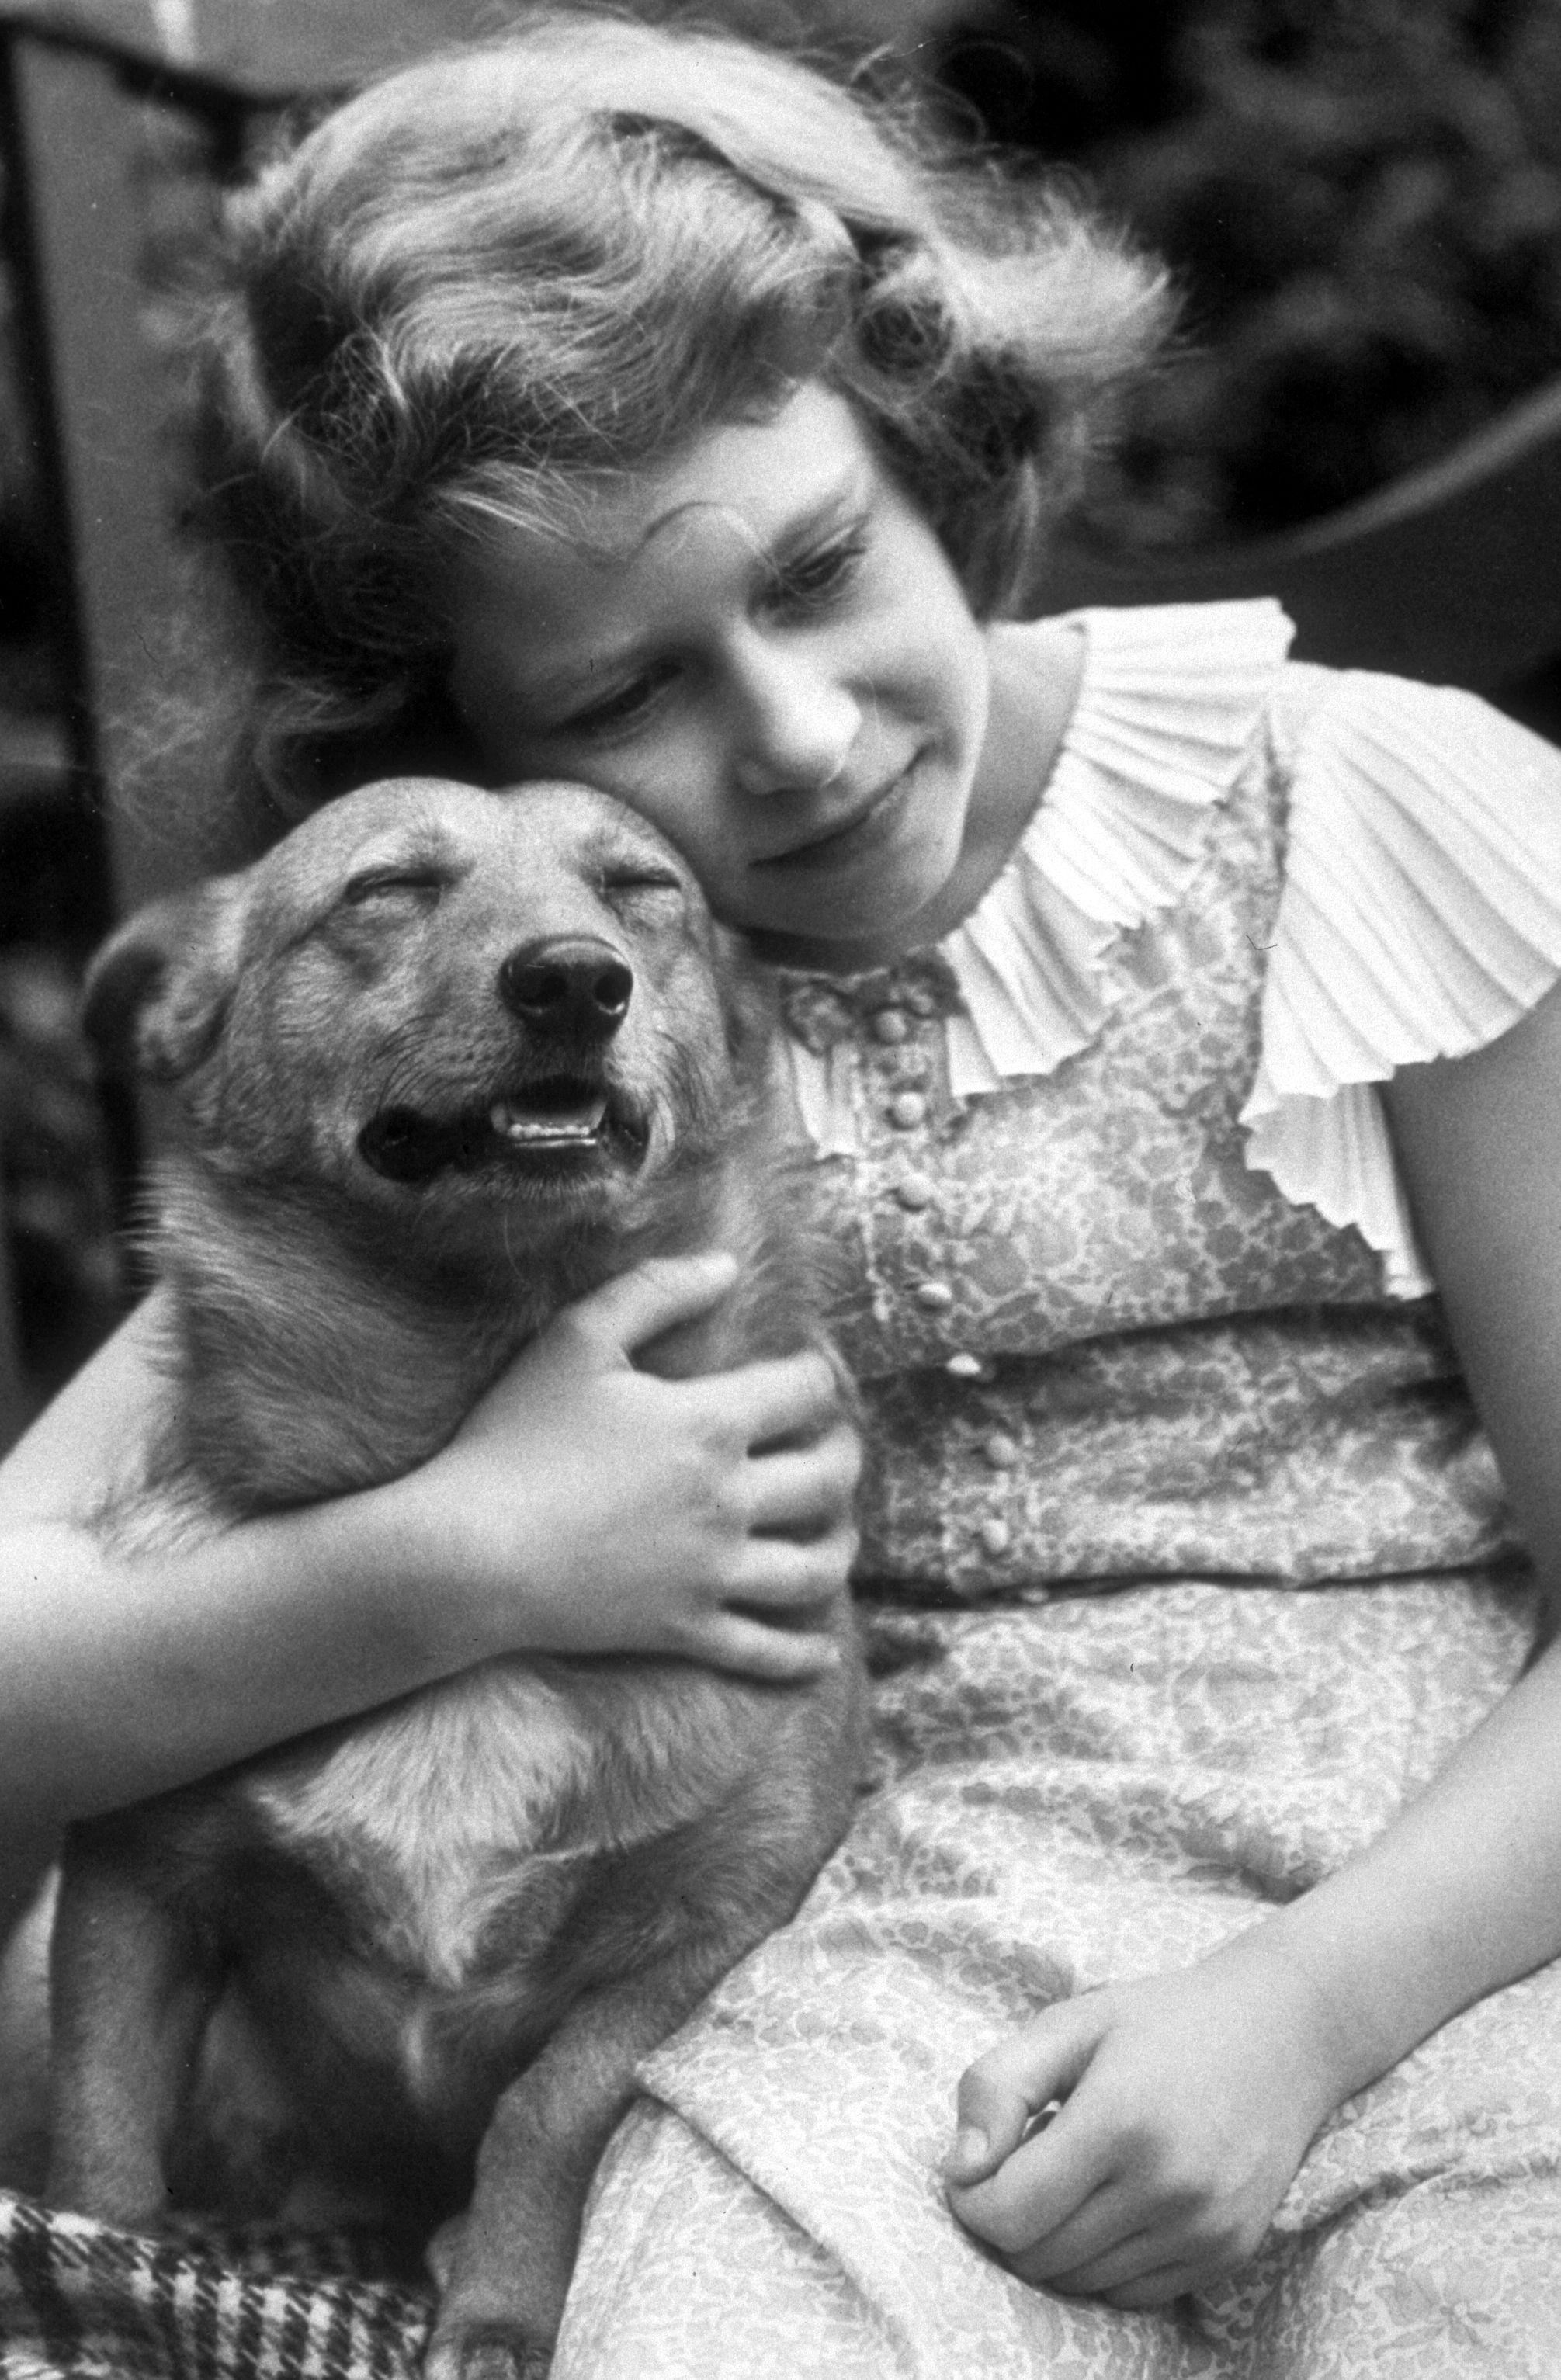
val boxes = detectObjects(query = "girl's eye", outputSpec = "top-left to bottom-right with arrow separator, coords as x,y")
566,663 -> 677,737
771,533 -> 867,616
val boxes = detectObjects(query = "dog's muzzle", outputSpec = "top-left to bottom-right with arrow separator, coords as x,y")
358,937 -> 647,1188
498,937 -> 633,1039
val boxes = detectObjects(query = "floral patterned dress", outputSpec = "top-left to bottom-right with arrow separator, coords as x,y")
550,601 -> 1561,2378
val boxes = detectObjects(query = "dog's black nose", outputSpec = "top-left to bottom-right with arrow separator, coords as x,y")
498,938 -> 633,1039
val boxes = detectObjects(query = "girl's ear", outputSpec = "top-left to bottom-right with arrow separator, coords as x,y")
81,882 -> 248,1084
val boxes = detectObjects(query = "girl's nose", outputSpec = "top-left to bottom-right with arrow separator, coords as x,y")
729,644 -> 861,798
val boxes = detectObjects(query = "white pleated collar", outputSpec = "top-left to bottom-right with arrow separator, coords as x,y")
783,599 -> 1296,1157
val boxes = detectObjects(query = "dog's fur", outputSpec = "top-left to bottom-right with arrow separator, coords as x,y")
47,778 -> 864,2379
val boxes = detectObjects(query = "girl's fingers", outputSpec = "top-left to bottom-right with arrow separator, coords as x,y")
947,2102 -> 1118,2260
564,1251 -> 741,1358
1098,2262 -> 1208,2311
1001,2183 -> 1149,2288
745,1425 -> 862,1532
947,1998 -> 1106,2183
567,1261 -> 846,1448
728,1524 -> 858,1608
730,1349 -> 849,1447
696,1611 -> 844,1683
526,1263 -> 850,1451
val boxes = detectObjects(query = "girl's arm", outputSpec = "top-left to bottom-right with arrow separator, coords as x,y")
947,975 -> 1561,2307
0,1252 -> 855,1845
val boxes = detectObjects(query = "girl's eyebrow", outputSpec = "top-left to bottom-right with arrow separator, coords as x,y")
531,472 -> 875,715
639,470 -> 872,573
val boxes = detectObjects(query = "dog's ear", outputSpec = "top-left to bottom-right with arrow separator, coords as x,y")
82,881 -> 247,1084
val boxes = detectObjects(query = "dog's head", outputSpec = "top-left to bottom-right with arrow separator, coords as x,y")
85,778 -> 774,1247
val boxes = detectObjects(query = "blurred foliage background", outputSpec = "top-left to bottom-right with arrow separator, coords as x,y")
930,0 -> 1561,546
1,0 -> 1559,1420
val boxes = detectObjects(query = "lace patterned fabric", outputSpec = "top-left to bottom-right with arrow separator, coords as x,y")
779,605 -> 1561,1597
545,604 -> 1561,2375
782,602 -> 1561,1302
560,1581 -> 1561,2378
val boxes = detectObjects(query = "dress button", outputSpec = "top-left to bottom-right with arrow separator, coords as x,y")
871,1008 -> 911,1045
893,1171 -> 935,1210
978,1518 -> 1012,1556
945,1351 -> 985,1379
914,1280 -> 953,1312
888,1091 -> 927,1129
981,1431 -> 1019,1470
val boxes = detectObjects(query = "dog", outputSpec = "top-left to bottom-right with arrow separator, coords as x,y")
47,776 -> 865,2380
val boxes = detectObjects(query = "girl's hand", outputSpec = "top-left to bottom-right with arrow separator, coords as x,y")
378,1252 -> 860,1682
943,1934 -> 1349,2308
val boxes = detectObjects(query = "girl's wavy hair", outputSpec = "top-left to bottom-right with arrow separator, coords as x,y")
179,5 -> 1171,838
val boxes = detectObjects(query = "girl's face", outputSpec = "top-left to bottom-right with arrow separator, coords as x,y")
446,383 -> 993,957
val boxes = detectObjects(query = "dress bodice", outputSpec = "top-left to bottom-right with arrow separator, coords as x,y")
772,603 -> 1561,1598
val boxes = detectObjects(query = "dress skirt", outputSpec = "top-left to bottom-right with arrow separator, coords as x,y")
554,1574 -> 1561,2380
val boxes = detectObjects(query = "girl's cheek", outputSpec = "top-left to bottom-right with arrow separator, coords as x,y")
589,744 -> 718,847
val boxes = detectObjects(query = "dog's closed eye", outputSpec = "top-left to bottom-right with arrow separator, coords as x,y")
598,868 -> 683,913
340,868 -> 449,907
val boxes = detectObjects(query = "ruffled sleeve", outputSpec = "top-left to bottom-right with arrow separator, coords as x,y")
942,599 -> 1296,1096
1240,673 -> 1561,1296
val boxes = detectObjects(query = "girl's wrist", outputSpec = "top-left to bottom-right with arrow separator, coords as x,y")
307,1468 -> 508,1679
1199,1924 -> 1375,2119
340,1452 -> 581,1674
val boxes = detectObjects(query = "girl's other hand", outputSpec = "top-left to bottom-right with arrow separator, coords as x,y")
377,1252 -> 860,1682
943,1934 -> 1350,2307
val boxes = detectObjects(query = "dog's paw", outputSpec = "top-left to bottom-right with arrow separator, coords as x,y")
422,2319 -> 550,2380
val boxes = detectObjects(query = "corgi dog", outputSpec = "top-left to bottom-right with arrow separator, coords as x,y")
47,776 -> 864,2380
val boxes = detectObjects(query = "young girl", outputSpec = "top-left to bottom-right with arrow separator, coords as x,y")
6,10 -> 1561,2375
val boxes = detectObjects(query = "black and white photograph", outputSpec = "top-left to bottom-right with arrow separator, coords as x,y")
2,4 -> 1561,2373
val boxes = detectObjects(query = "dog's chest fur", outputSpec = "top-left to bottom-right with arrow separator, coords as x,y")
242,1655 -> 768,1997
251,1667 -> 608,1991
109,1147 -> 806,2048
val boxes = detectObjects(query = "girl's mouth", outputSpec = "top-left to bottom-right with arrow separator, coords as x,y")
757,761 -> 920,875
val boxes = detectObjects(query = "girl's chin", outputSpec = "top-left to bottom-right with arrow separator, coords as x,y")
740,879 -> 954,969
739,833 -> 968,959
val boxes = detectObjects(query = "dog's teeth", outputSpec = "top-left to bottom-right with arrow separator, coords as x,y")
489,1096 -> 608,1144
